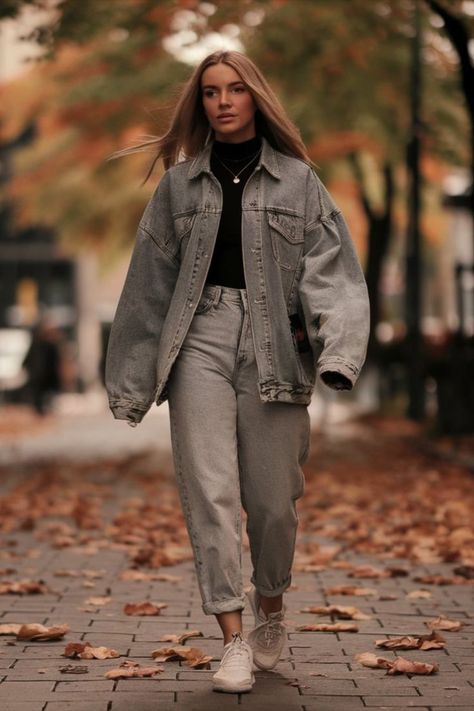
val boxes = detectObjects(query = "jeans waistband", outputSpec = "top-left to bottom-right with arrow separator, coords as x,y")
202,283 -> 247,304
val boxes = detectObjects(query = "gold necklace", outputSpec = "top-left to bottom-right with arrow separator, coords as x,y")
213,148 -> 262,184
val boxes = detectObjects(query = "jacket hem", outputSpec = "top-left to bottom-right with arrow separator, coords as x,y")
258,379 -> 313,404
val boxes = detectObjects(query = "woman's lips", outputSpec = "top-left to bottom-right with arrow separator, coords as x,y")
217,115 -> 236,122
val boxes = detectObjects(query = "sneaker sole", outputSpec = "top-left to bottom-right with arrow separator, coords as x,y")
212,674 -> 255,693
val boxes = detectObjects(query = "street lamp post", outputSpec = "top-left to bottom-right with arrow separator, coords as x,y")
405,0 -> 426,419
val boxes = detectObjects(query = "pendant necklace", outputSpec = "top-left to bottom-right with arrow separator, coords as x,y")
213,148 -> 262,184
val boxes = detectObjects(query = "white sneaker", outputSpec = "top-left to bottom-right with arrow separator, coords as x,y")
212,631 -> 255,693
245,586 -> 287,670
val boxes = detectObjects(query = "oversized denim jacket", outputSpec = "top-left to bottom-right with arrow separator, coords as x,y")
105,136 -> 370,424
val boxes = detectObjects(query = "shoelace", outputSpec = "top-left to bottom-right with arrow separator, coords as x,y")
220,634 -> 251,668
253,612 -> 286,647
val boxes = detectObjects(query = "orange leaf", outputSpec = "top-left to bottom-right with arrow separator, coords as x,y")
105,661 -> 164,679
123,601 -> 167,616
297,622 -> 359,632
17,624 -> 69,641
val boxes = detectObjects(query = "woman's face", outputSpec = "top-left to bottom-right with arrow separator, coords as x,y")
201,63 -> 256,143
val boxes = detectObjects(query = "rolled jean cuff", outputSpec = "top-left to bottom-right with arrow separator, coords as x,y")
251,573 -> 292,597
202,595 -> 246,616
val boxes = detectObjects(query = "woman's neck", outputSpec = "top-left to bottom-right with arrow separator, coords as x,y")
212,134 -> 261,160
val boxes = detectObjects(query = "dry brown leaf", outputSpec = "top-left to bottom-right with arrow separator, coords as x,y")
425,615 -> 464,631
406,589 -> 432,599
0,580 -> 49,595
158,630 -> 203,644
347,566 -> 390,579
413,574 -> 468,585
151,644 -> 212,667
355,652 -> 392,669
123,601 -> 167,616
378,594 -> 399,601
375,631 -> 445,651
59,664 -> 89,674
0,624 -> 22,635
296,622 -> 359,632
453,564 -> 474,580
387,656 -> 439,675
356,651 -> 439,675
324,585 -> 377,596
105,661 -> 164,679
301,605 -> 370,620
84,596 -> 111,606
119,570 -> 182,583
64,641 -> 120,659
17,623 -> 69,641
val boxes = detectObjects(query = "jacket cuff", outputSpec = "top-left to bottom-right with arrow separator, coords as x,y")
108,400 -> 150,425
318,357 -> 360,391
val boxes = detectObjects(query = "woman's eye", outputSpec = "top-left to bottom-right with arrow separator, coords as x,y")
232,86 -> 245,93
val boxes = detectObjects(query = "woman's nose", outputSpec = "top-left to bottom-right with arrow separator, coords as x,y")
219,91 -> 231,107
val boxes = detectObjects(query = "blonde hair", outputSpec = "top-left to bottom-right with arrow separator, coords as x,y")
108,50 -> 313,184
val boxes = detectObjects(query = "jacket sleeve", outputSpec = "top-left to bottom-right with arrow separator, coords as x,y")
105,170 -> 179,424
297,168 -> 370,391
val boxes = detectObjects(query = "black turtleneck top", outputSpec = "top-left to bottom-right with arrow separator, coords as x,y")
206,135 -> 262,288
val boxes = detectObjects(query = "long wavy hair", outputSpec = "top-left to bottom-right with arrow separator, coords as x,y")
108,50 -> 313,184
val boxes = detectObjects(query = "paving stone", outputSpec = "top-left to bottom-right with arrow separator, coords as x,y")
108,694 -> 177,710
0,681 -> 55,697
361,692 -> 474,706
298,696 -> 365,710
0,704 -> 46,711
44,704 -> 108,711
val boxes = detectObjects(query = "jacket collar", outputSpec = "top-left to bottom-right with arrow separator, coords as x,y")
187,134 -> 281,181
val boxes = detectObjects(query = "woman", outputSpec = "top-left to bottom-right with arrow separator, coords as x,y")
105,50 -> 370,694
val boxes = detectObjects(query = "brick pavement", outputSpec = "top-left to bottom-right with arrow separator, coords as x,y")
0,421 -> 473,711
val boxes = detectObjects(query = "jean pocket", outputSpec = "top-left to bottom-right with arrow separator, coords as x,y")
194,295 -> 215,315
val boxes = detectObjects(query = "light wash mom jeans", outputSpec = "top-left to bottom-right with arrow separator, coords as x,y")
167,284 -> 311,615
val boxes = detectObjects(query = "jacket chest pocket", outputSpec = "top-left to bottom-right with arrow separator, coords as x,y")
267,211 -> 304,271
173,211 -> 198,260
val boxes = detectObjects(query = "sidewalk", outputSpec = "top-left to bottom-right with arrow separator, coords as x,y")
0,402 -> 472,711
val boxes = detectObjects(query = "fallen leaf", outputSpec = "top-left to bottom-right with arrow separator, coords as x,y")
453,565 -> 474,580
413,574 -> 467,585
64,641 -> 120,659
0,624 -> 22,635
355,651 -> 438,675
406,589 -> 432,599
387,657 -> 439,675
158,630 -> 203,644
0,580 -> 49,595
375,631 -> 446,650
296,623 -> 359,632
355,652 -> 392,669
119,570 -> 182,583
124,601 -> 167,616
59,664 -> 89,674
105,661 -> 164,679
300,605 -> 370,620
425,615 -> 464,632
151,645 -> 212,668
347,566 -> 390,579
84,596 -> 111,606
17,624 -> 69,641
324,585 -> 377,596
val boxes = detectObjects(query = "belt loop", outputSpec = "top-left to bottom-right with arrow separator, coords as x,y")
213,285 -> 222,306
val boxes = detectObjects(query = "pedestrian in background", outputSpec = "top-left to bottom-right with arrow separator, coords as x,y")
22,315 -> 62,416
105,50 -> 370,694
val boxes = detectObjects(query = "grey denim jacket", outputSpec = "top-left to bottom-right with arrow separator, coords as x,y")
105,136 -> 370,424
